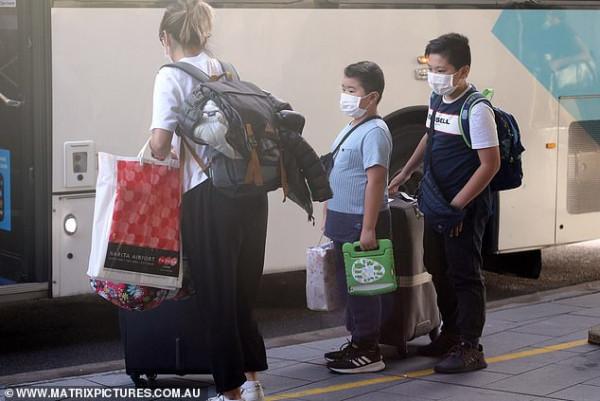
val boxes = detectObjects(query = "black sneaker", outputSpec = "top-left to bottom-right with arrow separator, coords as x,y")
434,342 -> 488,373
324,340 -> 354,362
417,331 -> 460,357
327,344 -> 385,374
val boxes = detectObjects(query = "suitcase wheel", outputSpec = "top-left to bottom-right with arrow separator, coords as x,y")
429,327 -> 440,341
129,373 -> 157,388
130,374 -> 146,388
397,342 -> 408,357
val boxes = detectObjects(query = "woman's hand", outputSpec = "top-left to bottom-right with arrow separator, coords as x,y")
150,128 -> 175,160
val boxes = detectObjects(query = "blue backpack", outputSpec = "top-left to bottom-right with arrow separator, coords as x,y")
458,89 -> 525,191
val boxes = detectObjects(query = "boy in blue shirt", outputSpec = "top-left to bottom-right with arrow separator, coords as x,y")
389,34 -> 500,373
323,61 -> 393,374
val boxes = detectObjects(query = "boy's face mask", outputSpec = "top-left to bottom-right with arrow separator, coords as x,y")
339,93 -> 367,118
427,71 -> 456,96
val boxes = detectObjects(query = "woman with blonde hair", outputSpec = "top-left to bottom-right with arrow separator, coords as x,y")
149,1 -> 268,400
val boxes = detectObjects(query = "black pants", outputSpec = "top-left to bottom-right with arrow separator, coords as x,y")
423,193 -> 491,343
327,209 -> 392,346
181,180 -> 269,393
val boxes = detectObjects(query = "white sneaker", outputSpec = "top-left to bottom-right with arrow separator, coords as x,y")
241,381 -> 265,401
207,395 -> 244,401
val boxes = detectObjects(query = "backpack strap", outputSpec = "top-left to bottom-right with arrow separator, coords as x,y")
180,136 -> 210,173
162,59 -> 240,82
161,61 -> 211,83
458,91 -> 493,149
219,60 -> 240,81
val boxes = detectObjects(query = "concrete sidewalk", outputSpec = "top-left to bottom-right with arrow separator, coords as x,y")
3,286 -> 600,401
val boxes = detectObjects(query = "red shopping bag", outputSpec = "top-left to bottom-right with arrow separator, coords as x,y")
88,151 -> 183,291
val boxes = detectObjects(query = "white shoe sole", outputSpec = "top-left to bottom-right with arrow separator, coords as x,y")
241,390 -> 265,401
328,360 -> 386,374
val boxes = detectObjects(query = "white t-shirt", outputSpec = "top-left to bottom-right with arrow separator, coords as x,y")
150,52 -> 224,193
442,84 -> 499,149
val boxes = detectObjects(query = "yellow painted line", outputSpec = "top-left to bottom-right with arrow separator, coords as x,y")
486,339 -> 588,364
265,338 -> 590,401
265,375 -> 406,401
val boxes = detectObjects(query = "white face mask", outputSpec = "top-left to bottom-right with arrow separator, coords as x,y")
339,93 -> 367,118
427,71 -> 456,96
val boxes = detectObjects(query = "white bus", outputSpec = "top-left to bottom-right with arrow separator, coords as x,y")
1,0 -> 599,302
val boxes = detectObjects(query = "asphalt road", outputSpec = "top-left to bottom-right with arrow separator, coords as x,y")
1,240 -> 599,378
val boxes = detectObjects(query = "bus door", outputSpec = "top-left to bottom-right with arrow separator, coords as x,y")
0,0 -> 51,301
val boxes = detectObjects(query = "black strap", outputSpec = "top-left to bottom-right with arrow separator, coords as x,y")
162,61 -> 211,82
426,96 -> 444,181
162,60 -> 240,82
332,115 -> 382,160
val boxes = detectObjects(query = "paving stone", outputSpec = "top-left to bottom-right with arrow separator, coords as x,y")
556,348 -> 600,369
267,345 -> 326,362
382,380 -> 476,400
302,337 -> 348,352
528,398 -> 569,401
267,362 -> 331,382
85,372 -> 135,387
268,357 -> 302,370
481,331 -> 553,357
379,355 -> 437,376
344,391 -> 431,401
570,307 -> 600,318
485,363 -> 600,396
270,372 -> 403,401
259,372 -> 312,395
483,319 -> 524,336
30,377 -> 100,387
533,330 -> 599,353
555,293 -> 600,309
549,384 -> 600,401
305,356 -> 328,366
486,349 -> 575,375
423,370 -> 511,387
510,314 -> 600,338
490,303 -> 584,323
441,387 -> 535,401
584,376 -> 600,387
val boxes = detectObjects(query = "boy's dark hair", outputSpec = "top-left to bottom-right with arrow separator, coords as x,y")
425,33 -> 471,69
344,61 -> 385,104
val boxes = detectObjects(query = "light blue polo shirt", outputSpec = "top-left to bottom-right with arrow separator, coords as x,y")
327,118 -> 393,215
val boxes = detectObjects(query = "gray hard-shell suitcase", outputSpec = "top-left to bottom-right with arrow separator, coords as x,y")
380,196 -> 441,355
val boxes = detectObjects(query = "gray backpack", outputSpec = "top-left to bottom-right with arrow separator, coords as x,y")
164,61 -> 296,197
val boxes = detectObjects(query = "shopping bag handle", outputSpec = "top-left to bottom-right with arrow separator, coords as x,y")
138,138 -> 177,167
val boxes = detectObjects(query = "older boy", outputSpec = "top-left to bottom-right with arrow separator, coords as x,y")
389,33 -> 500,373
